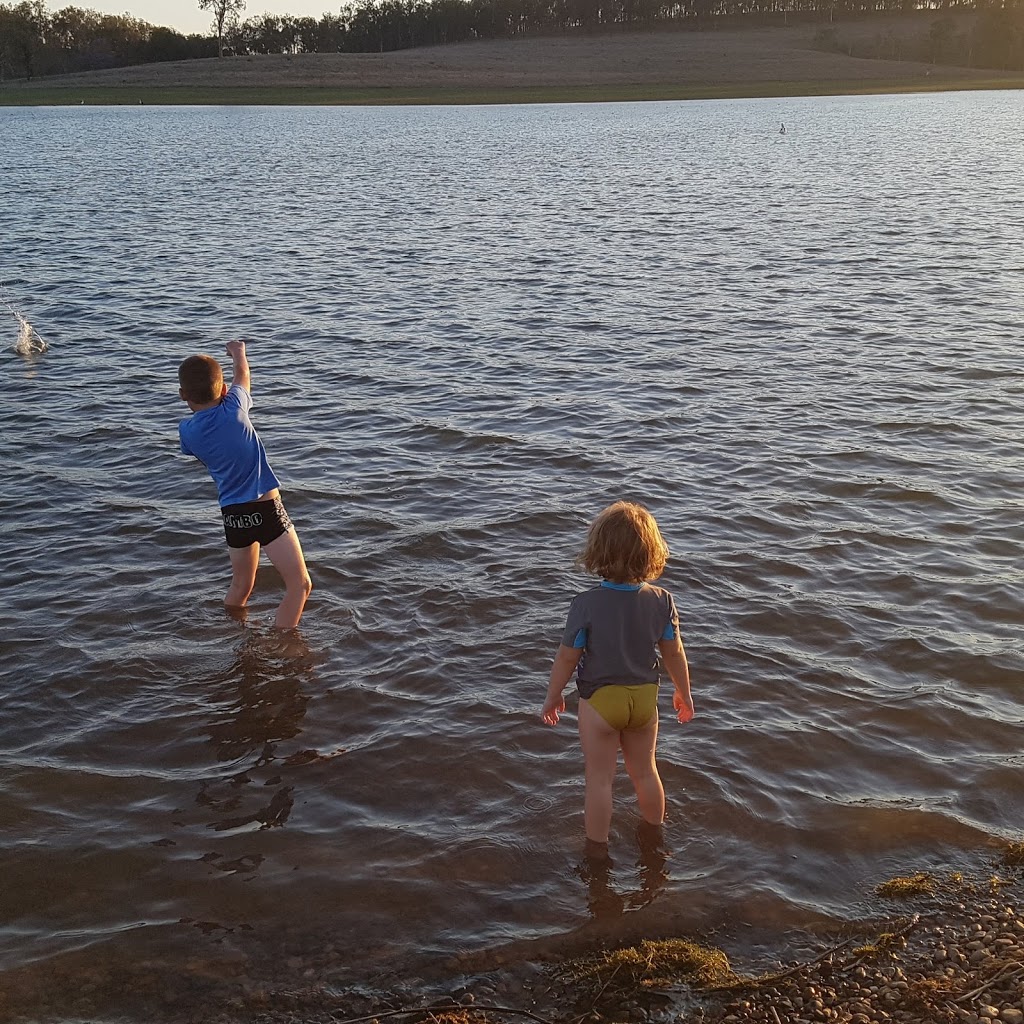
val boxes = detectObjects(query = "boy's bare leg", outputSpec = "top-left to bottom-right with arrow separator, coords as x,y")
263,528 -> 312,629
226,543 -> 260,611
620,712 -> 665,827
578,699 -> 621,845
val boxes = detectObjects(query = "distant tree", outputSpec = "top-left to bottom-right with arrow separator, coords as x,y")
2,0 -> 1017,72
198,0 -> 245,55
239,11 -> 282,51
312,11 -> 347,50
971,4 -> 1024,69
0,5 -> 19,78
927,14 -> 954,63
0,1 -> 48,78
144,24 -> 216,60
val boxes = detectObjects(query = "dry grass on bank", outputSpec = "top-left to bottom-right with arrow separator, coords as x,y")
2,15 -> 1020,103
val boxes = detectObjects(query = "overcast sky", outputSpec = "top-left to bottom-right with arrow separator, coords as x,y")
89,0 -> 337,34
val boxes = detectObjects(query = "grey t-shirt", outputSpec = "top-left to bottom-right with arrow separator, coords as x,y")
560,582 -> 679,699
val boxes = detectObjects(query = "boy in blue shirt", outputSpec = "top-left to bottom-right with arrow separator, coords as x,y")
178,340 -> 311,629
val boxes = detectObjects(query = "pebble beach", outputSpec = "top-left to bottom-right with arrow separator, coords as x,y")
5,859 -> 1022,1023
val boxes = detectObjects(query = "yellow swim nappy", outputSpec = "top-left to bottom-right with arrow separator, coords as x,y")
586,683 -> 659,731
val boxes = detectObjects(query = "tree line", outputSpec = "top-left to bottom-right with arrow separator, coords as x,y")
0,1 -> 214,78
1,0 -> 1021,81
814,6 -> 1022,69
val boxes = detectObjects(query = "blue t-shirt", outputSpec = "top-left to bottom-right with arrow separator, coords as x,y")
561,581 -> 679,699
179,384 -> 281,508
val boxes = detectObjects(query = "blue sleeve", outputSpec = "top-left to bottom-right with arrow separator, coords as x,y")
226,384 -> 251,412
178,422 -> 192,456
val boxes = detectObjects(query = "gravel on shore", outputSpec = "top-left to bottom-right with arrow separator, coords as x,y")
2,859 -> 1022,1023
223,858 -> 1024,1024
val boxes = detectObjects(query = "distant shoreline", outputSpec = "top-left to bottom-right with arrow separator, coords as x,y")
3,21 -> 1022,106
2,78 -> 1023,106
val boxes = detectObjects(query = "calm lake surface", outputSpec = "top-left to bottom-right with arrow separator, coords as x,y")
1,92 -> 1022,1019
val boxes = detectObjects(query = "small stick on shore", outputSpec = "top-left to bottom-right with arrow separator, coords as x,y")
955,961 -> 1024,1003
323,1003 -> 556,1024
571,963 -> 622,1024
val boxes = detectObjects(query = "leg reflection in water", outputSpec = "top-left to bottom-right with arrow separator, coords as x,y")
577,839 -> 625,919
199,627 -> 318,833
628,820 -> 669,910
576,823 -> 670,919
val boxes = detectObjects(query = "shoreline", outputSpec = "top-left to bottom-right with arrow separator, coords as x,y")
2,854 -> 1022,1022
3,77 -> 1023,106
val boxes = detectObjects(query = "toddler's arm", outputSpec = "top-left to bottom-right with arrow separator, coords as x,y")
541,644 -> 582,725
658,637 -> 694,723
225,340 -> 251,393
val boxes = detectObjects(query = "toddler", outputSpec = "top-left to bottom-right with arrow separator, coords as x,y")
542,501 -> 693,846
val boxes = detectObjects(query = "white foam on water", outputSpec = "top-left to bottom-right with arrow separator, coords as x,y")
6,303 -> 48,356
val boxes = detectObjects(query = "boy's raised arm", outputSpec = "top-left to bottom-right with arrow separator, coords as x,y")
225,340 -> 251,393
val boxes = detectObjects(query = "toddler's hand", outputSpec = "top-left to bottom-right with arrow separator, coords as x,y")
541,695 -> 565,726
225,340 -> 246,359
673,691 -> 694,724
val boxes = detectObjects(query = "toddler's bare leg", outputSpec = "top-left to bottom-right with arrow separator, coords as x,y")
226,543 -> 259,610
621,712 -> 665,826
263,528 -> 312,629
578,699 -> 621,845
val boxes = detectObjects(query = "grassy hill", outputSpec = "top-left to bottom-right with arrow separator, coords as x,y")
2,16 -> 1021,105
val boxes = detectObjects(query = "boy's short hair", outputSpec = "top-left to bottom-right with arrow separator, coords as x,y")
578,501 -> 669,584
178,354 -> 224,405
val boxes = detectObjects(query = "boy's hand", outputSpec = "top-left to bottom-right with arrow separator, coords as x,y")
673,691 -> 694,724
541,694 -> 565,726
225,340 -> 246,360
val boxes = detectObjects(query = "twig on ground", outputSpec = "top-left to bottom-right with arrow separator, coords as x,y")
571,963 -> 622,1024
323,1003 -> 555,1024
955,962 -> 1024,1004
732,937 -> 856,988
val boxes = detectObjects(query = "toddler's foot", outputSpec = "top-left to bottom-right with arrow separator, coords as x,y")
636,818 -> 665,847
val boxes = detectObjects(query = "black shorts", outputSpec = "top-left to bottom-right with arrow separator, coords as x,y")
221,496 -> 293,549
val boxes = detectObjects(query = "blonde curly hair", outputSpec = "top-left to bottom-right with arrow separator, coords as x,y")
577,501 -> 669,584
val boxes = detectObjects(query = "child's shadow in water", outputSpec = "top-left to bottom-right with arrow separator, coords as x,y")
576,823 -> 670,920
199,627 -> 331,833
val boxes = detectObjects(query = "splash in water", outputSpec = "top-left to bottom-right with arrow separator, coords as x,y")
8,306 -> 48,356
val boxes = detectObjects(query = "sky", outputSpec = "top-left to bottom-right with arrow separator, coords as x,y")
85,0 -> 336,34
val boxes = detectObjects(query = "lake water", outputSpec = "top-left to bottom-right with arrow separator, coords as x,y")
1,91 -> 1022,1021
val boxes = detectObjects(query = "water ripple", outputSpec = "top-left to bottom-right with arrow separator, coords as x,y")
0,93 -> 1023,1012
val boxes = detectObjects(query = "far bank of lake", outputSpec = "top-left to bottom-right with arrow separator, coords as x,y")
3,77 -> 1024,105
3,21 -> 1022,105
